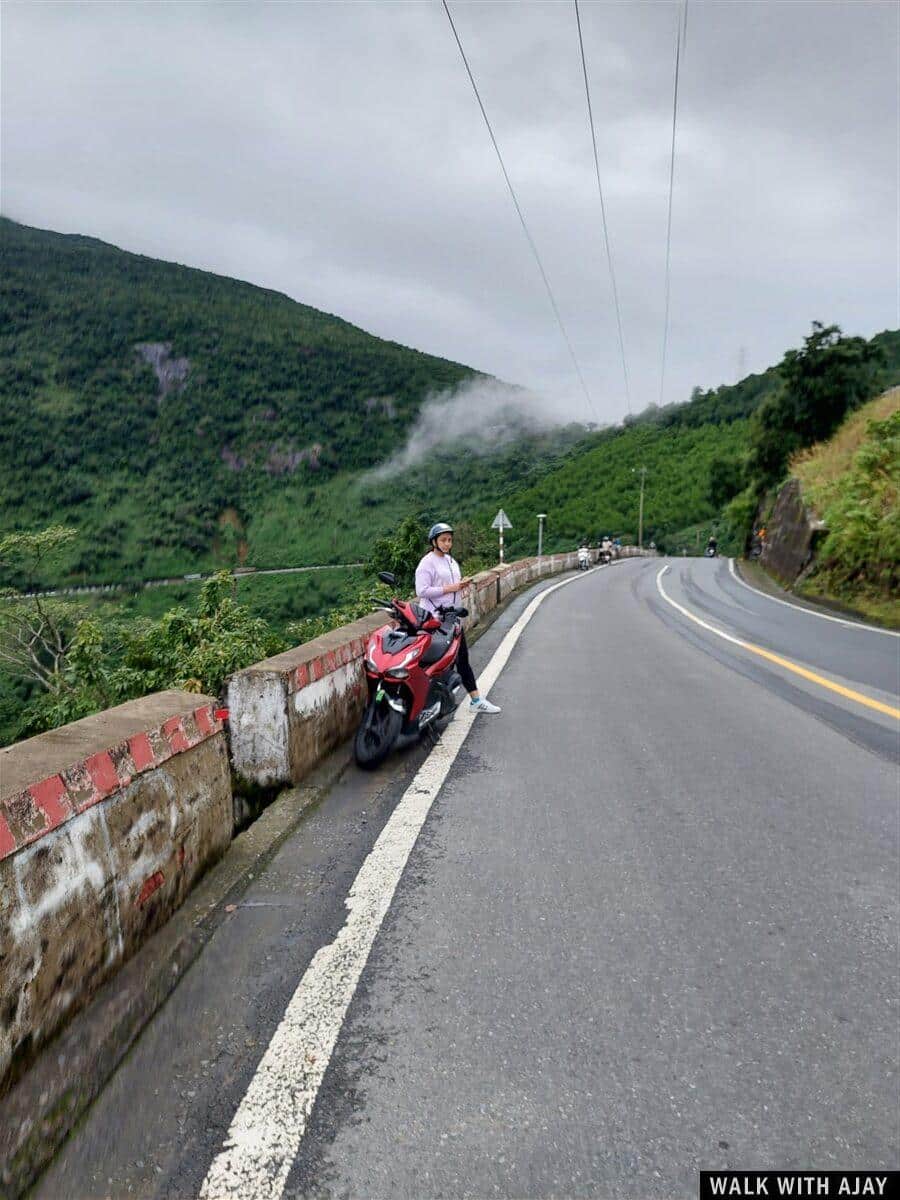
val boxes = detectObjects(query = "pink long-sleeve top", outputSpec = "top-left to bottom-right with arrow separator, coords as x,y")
414,550 -> 461,616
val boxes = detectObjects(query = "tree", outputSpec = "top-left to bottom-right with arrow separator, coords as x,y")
0,526 -> 80,694
780,323 -> 883,445
707,456 -> 745,509
366,514 -> 428,593
18,571 -> 286,737
451,520 -> 492,571
746,323 -> 884,488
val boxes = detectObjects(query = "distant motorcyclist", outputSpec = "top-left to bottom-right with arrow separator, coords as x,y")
600,535 -> 613,564
706,535 -> 718,558
578,542 -> 591,570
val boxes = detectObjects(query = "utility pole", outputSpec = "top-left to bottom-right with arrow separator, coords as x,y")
537,513 -> 547,557
634,466 -> 647,549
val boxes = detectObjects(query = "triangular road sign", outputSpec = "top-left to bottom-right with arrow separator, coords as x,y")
491,509 -> 512,530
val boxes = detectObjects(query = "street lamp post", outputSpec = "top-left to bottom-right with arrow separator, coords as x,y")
537,513 -> 547,557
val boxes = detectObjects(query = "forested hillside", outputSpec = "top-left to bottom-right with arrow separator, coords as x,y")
0,218 -> 477,583
486,419 -> 752,556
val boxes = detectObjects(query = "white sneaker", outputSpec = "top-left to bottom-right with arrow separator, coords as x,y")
470,697 -> 501,714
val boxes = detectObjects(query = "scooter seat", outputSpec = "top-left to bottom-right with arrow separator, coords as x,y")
420,631 -> 452,665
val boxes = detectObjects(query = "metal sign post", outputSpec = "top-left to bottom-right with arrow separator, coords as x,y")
537,513 -> 547,557
491,509 -> 513,563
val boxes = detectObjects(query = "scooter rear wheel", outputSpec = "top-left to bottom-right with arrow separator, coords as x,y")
354,700 -> 403,770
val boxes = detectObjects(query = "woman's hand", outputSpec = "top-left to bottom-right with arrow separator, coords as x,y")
444,577 -> 471,594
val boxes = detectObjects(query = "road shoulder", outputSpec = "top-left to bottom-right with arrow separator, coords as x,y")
732,558 -> 899,634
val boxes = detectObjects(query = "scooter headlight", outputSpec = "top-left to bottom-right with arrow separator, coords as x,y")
385,667 -> 409,680
364,658 -> 378,673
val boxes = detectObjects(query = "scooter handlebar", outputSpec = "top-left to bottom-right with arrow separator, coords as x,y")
435,604 -> 468,618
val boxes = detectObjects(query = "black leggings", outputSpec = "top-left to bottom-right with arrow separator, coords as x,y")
456,631 -> 478,694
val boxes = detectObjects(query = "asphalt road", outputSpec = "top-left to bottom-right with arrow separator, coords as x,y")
35,558 -> 899,1200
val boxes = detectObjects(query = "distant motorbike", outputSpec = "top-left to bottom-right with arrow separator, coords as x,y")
705,544 -> 718,558
577,549 -> 591,571
354,572 -> 468,769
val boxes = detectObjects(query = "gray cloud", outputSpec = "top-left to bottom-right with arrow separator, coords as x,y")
2,0 -> 896,429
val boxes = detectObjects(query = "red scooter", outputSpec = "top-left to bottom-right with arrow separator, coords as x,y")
354,571 -> 468,769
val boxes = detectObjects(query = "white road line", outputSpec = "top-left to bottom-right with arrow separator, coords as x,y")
728,558 -> 900,639
199,565 -> 600,1200
657,565 -> 746,648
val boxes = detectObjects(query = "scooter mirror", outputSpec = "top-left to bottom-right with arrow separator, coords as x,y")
378,571 -> 397,586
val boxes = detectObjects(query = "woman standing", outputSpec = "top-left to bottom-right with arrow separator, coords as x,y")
414,522 -> 501,715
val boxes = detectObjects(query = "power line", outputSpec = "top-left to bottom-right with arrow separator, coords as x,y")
659,0 -> 687,407
574,0 -> 631,414
441,0 -> 597,422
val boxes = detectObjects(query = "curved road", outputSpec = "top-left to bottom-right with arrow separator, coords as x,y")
36,559 -> 899,1200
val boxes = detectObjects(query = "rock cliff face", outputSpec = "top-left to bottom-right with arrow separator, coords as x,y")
760,478 -> 827,586
134,342 -> 191,397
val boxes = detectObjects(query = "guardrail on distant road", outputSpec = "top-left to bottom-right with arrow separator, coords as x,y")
3,563 -> 366,602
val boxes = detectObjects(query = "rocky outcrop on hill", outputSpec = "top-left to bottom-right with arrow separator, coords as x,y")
135,342 -> 190,397
759,478 -> 827,586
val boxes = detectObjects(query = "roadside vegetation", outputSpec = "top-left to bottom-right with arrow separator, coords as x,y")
791,390 -> 900,625
0,528 -> 286,742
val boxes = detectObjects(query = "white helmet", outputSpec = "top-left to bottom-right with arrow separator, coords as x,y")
428,522 -> 454,544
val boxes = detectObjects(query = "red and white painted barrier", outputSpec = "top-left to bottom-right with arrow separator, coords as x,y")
0,691 -> 232,1091
0,700 -> 223,861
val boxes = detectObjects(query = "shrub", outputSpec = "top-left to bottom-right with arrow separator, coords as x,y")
18,571 -> 285,736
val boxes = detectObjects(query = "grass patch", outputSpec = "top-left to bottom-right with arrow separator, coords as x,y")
793,387 -> 900,509
795,579 -> 900,630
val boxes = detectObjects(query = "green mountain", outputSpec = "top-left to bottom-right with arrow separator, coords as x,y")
0,217 -> 481,583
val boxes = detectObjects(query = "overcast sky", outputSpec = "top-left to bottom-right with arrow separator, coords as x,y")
2,0 -> 897,427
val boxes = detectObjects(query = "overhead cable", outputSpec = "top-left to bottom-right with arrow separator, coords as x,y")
574,0 -> 631,414
442,0 -> 597,422
659,0 -> 687,407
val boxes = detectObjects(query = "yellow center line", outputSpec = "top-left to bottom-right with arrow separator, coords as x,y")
740,642 -> 900,720
656,567 -> 900,721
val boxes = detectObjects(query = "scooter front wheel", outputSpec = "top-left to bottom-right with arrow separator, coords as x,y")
354,699 -> 403,770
